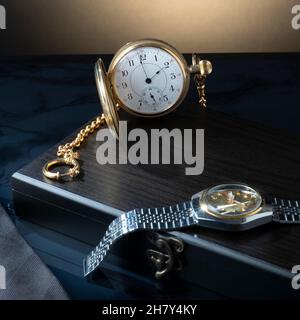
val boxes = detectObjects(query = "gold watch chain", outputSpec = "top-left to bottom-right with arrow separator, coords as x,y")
194,74 -> 208,108
191,54 -> 212,108
43,113 -> 106,180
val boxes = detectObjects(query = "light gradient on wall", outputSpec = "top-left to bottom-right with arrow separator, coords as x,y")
1,0 -> 300,55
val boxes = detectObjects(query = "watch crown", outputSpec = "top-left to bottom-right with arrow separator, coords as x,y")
199,60 -> 213,76
189,54 -> 213,76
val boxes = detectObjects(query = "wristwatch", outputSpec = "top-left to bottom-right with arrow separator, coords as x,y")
83,183 -> 300,277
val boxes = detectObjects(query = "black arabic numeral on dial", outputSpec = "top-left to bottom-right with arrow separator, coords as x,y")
122,82 -> 127,89
163,95 -> 168,102
164,61 -> 169,68
122,70 -> 128,77
128,93 -> 133,100
139,54 -> 146,61
129,60 -> 135,67
170,73 -> 176,80
170,85 -> 175,92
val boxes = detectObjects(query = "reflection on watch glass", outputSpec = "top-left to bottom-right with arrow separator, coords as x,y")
204,184 -> 262,218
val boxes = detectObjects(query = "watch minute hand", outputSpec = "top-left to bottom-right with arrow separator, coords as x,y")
140,59 -> 149,78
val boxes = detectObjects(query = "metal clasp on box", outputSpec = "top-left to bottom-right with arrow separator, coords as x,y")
146,232 -> 185,280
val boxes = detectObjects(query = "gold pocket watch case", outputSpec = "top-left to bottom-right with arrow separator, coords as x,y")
95,59 -> 120,139
95,39 -> 213,139
43,39 -> 212,180
108,39 -> 190,118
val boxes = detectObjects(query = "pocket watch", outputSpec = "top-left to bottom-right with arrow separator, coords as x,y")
43,39 -> 212,180
84,183 -> 300,277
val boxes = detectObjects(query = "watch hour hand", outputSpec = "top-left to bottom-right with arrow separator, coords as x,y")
217,203 -> 246,214
233,200 -> 252,206
217,203 -> 238,210
150,66 -> 166,80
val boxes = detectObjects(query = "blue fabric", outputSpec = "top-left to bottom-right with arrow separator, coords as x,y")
0,204 -> 69,299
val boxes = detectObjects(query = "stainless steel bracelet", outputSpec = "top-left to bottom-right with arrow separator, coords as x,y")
83,201 -> 196,277
272,197 -> 300,223
83,196 -> 300,276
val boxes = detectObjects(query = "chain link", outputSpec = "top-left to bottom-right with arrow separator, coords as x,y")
43,113 -> 106,180
191,54 -> 212,108
194,74 -> 208,108
57,113 -> 106,160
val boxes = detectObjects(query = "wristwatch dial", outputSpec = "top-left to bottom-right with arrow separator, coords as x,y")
108,39 -> 189,117
202,184 -> 263,219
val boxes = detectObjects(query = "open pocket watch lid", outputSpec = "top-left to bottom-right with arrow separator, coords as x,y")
95,59 -> 120,139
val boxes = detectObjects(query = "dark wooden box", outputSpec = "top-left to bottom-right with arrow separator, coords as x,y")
12,104 -> 300,299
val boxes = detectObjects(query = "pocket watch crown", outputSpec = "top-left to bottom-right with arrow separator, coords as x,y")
190,54 -> 213,76
199,60 -> 213,76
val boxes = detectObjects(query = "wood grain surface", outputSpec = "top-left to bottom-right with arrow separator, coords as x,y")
17,102 -> 300,271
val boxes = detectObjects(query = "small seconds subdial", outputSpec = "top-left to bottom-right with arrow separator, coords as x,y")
142,87 -> 163,109
111,46 -> 184,115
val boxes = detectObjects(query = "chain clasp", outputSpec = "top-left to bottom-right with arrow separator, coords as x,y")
42,152 -> 80,181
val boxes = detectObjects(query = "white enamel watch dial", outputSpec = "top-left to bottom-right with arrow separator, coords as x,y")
108,40 -> 190,117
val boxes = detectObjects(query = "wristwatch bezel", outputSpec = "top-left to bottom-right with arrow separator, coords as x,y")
193,183 -> 265,220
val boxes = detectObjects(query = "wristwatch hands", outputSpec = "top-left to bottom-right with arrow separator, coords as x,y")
217,203 -> 238,209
